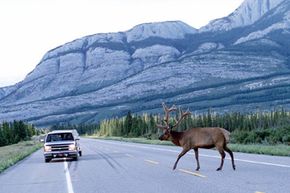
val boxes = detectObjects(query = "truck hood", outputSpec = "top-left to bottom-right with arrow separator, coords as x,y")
44,141 -> 75,146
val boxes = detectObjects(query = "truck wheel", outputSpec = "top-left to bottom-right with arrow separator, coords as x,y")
45,158 -> 51,163
73,155 -> 78,161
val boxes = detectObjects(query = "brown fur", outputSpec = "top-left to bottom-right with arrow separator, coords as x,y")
157,103 -> 236,171
160,127 -> 236,171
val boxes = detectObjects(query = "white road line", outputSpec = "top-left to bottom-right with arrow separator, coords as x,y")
64,161 -> 74,193
144,159 -> 159,165
178,169 -> 207,178
199,154 -> 290,168
92,139 -> 290,168
235,158 -> 290,168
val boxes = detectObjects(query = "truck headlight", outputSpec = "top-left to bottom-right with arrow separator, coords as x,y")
44,145 -> 51,152
69,144 -> 76,151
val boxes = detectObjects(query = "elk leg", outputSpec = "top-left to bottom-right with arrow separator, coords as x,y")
216,148 -> 225,171
224,145 -> 236,170
173,148 -> 189,170
193,148 -> 200,171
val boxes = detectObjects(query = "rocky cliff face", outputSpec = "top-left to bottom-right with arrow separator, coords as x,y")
200,0 -> 285,32
1,0 -> 290,126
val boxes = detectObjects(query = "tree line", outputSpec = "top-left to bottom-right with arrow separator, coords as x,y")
0,120 -> 38,147
52,109 -> 290,145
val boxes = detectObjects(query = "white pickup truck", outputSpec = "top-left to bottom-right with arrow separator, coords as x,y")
43,130 -> 82,162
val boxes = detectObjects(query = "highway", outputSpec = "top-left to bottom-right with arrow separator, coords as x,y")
0,138 -> 289,193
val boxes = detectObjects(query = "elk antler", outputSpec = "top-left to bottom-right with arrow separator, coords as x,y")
162,102 -> 177,127
157,103 -> 190,130
156,103 -> 177,130
172,108 -> 191,128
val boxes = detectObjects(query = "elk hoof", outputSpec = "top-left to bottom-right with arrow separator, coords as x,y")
233,165 -> 236,170
173,165 -> 177,170
216,167 -> 222,171
195,167 -> 200,171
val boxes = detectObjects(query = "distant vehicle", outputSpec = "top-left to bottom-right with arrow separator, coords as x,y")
43,130 -> 82,162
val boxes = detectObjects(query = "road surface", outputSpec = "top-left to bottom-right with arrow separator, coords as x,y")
0,138 -> 289,193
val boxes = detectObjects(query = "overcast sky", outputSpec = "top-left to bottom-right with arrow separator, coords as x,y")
0,0 -> 243,87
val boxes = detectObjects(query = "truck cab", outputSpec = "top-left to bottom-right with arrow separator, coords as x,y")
43,130 -> 82,162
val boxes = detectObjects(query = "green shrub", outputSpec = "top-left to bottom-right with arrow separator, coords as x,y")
53,108 -> 290,145
231,127 -> 290,145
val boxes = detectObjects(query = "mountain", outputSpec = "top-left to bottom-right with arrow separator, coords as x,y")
0,85 -> 16,100
0,21 -> 197,105
126,21 -> 197,42
1,0 -> 290,126
234,0 -> 290,45
200,0 -> 285,32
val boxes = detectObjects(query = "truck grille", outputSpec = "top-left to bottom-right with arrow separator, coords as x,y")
51,145 -> 69,151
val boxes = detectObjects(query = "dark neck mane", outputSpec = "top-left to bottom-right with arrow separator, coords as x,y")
170,130 -> 184,146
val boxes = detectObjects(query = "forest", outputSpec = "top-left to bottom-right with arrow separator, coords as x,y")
0,121 -> 38,147
52,108 -> 290,145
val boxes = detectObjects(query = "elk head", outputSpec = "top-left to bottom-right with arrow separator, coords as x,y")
157,103 -> 191,141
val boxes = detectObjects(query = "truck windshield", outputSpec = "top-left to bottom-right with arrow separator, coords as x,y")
46,133 -> 74,142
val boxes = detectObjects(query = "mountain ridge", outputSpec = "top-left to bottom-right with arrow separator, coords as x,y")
1,0 -> 290,126
199,0 -> 285,32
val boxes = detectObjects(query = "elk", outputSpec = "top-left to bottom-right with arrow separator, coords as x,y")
157,103 -> 236,171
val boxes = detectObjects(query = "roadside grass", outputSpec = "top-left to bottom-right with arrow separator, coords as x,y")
87,136 -> 290,157
228,144 -> 290,156
0,141 -> 42,173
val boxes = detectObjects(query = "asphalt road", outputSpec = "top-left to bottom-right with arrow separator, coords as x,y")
0,138 -> 289,193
